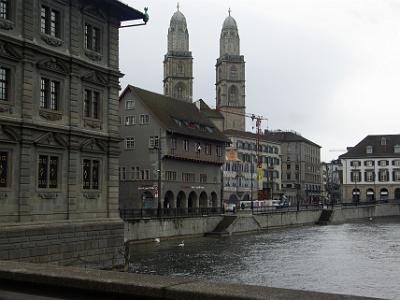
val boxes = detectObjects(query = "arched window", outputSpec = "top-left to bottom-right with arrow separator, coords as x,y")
217,88 -> 221,108
177,63 -> 184,74
228,85 -> 238,103
366,188 -> 375,202
230,66 -> 238,80
380,188 -> 389,201
174,83 -> 186,99
352,188 -> 360,203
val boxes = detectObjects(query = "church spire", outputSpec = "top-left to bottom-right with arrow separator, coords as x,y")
163,6 -> 193,102
216,11 -> 246,131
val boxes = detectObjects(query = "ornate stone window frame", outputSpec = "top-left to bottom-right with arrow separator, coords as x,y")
39,0 -> 65,48
37,58 -> 68,121
82,6 -> 106,62
80,154 -> 103,198
0,0 -> 15,31
0,57 -> 17,114
35,150 -> 63,196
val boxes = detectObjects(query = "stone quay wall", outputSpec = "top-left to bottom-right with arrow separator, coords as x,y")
331,203 -> 400,223
0,219 -> 124,268
125,210 -> 322,242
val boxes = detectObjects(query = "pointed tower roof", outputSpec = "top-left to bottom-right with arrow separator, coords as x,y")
170,3 -> 187,26
167,3 -> 189,53
222,9 -> 238,30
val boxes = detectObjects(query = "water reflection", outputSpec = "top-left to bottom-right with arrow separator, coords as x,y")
128,217 -> 400,299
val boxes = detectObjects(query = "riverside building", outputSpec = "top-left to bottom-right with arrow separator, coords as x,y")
0,0 -> 147,223
340,135 -> 400,203
118,86 -> 228,212
264,130 -> 322,205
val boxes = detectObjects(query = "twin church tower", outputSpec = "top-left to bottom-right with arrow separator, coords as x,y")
163,5 -> 246,132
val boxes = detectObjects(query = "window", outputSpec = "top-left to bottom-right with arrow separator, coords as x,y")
40,78 -> 60,110
365,171 -> 374,182
286,173 -> 291,180
38,155 -> 59,189
84,89 -> 100,119
366,145 -> 373,154
394,145 -> 400,153
351,161 -> 361,167
365,160 -> 374,167
378,160 -> 389,167
125,100 -> 135,110
0,151 -> 8,187
83,159 -> 100,189
0,67 -> 9,101
350,171 -> 361,182
41,6 -> 60,38
139,114 -> 149,124
171,138 -> 177,150
182,172 -> 195,182
287,164 -> 291,170
0,0 -> 9,20
393,170 -> 400,181
149,136 -> 159,149
216,145 -> 223,157
200,174 -> 207,183
125,116 -> 135,125
165,171 -> 176,181
379,169 -> 389,182
381,137 -> 387,146
183,139 -> 189,152
393,160 -> 400,167
145,170 -> 150,180
204,144 -> 212,155
120,167 -> 126,181
84,23 -> 100,52
125,137 -> 135,149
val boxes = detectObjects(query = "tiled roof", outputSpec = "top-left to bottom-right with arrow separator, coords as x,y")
123,86 -> 229,143
339,135 -> 400,159
264,130 -> 321,148
195,99 -> 224,119
223,129 -> 280,144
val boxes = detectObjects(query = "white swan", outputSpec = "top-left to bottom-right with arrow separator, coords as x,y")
178,241 -> 184,247
154,238 -> 160,243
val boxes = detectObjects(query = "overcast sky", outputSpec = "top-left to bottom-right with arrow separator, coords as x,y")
119,0 -> 400,162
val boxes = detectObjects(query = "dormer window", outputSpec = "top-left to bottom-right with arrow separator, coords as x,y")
381,137 -> 387,146
0,0 -> 9,20
366,145 -> 373,154
394,145 -> 400,153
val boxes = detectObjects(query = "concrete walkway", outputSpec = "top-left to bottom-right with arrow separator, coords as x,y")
0,261 -> 382,300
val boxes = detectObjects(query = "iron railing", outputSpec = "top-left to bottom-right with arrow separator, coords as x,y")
119,207 -> 223,221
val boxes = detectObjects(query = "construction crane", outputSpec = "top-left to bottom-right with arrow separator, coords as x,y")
216,108 -> 268,168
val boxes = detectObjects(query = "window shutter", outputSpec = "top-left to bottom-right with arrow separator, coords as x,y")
364,172 -> 367,181
350,161 -> 353,167
392,171 -> 395,181
350,172 -> 354,182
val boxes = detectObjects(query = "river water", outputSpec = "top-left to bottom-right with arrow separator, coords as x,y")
128,217 -> 400,299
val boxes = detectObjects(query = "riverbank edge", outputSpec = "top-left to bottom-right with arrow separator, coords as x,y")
0,260 -> 380,300
124,204 -> 400,244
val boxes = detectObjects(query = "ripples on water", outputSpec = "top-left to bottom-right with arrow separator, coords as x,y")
128,217 -> 400,299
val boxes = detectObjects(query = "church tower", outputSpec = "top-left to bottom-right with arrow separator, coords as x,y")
216,10 -> 246,131
163,4 -> 193,102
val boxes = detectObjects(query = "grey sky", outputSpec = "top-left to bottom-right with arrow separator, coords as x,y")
119,0 -> 400,162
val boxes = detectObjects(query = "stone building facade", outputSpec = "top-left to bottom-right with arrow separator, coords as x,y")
340,135 -> 400,203
216,12 -> 246,132
265,130 -> 322,205
163,5 -> 193,102
119,86 -> 228,211
0,0 -> 147,265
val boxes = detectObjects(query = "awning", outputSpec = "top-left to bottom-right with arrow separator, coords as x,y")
367,191 -> 374,195
352,191 -> 360,195
380,191 -> 388,195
